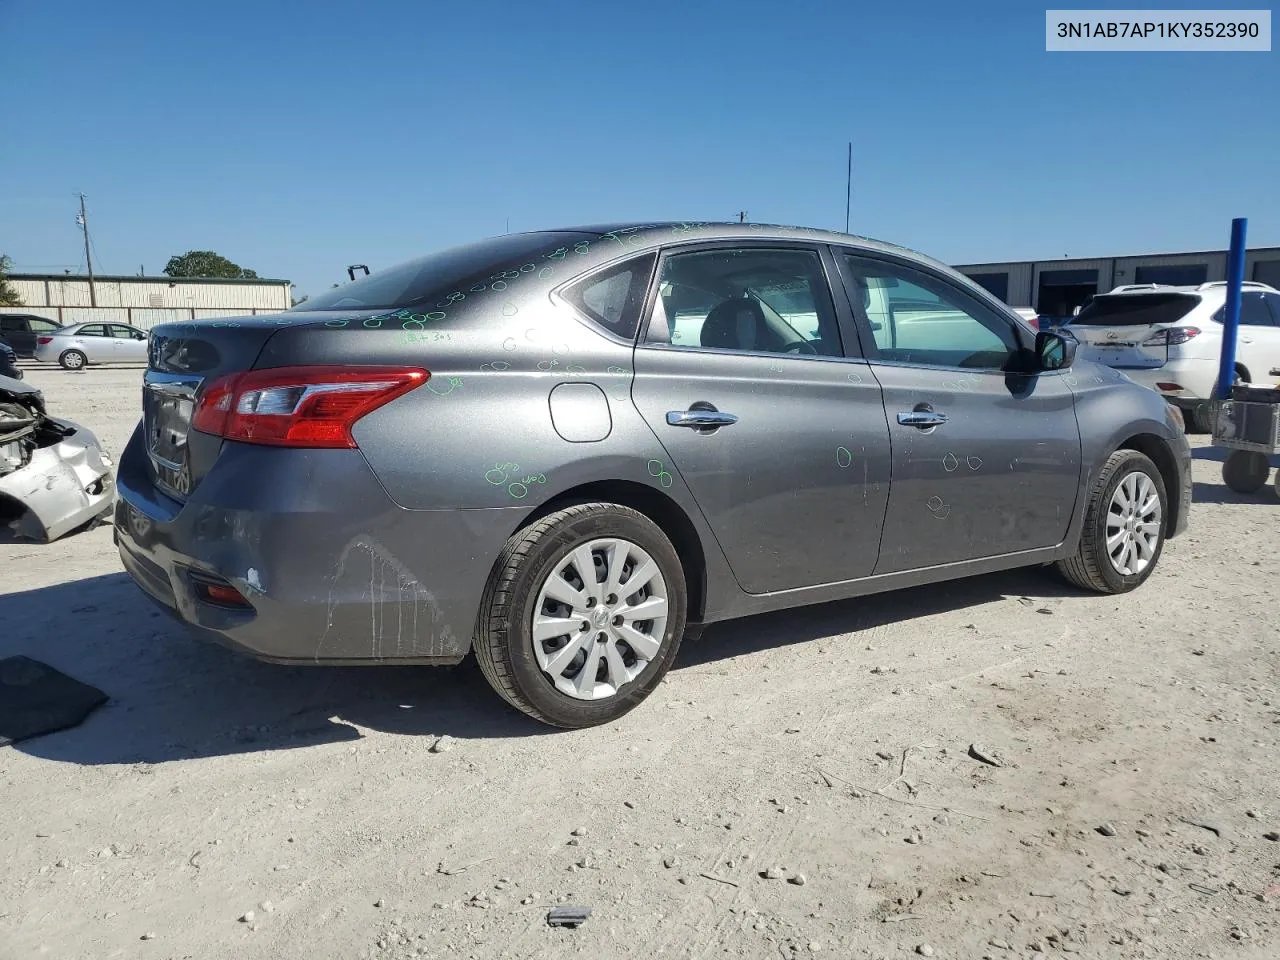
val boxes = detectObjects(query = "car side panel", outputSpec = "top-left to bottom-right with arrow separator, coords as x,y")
1063,360 -> 1192,540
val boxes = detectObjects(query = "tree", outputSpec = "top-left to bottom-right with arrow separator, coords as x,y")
163,250 -> 259,280
0,254 -> 23,306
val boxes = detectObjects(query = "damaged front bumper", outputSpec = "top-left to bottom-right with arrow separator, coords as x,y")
0,413 -> 115,542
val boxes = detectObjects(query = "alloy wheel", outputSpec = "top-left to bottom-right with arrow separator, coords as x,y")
1106,471 -> 1162,576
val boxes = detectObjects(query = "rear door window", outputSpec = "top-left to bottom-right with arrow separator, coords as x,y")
77,324 -> 108,337
1212,293 -> 1276,326
1073,294 -> 1200,326
0,317 -> 25,332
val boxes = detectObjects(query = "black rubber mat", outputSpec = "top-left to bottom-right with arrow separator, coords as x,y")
0,656 -> 108,747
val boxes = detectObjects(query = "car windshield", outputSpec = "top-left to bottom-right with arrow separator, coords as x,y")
1072,293 -> 1200,326
294,232 -> 593,312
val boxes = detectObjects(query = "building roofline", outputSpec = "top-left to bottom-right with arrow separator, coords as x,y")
11,273 -> 291,286
955,245 -> 1280,270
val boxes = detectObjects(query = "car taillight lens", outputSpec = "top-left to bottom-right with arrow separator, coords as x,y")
37,336 -> 53,345
191,365 -> 428,448
1143,326 -> 1201,346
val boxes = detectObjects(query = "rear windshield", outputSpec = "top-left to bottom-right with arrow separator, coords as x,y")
1072,293 -> 1199,327
295,231 -> 593,312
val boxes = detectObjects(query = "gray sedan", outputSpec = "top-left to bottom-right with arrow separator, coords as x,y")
34,321 -> 149,369
112,222 -> 1192,728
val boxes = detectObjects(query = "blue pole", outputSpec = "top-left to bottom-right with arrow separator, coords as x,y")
1216,217 -> 1248,400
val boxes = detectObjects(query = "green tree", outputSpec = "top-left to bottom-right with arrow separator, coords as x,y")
163,250 -> 259,280
0,254 -> 23,306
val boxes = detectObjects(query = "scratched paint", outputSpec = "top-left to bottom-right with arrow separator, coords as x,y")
647,459 -> 674,488
314,535 -> 451,661
926,495 -> 951,519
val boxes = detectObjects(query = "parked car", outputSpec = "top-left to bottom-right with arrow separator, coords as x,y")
113,222 -> 1191,728
1068,281 -> 1280,431
0,337 -> 20,379
0,373 -> 115,541
34,321 -> 150,369
0,313 -> 63,358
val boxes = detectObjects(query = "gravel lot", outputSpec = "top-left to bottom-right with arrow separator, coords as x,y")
3,363 -> 1279,960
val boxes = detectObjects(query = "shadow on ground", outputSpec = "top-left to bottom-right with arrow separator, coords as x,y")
1,565 -> 1079,766
1192,445 -> 1279,503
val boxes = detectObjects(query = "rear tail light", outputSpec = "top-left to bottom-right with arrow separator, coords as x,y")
1143,326 -> 1201,347
191,365 -> 428,448
1155,382 -> 1184,392
37,336 -> 53,345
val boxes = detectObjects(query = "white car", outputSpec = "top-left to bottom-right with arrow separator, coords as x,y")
1069,281 -> 1280,431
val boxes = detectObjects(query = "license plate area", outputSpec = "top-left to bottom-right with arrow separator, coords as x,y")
143,373 -> 202,498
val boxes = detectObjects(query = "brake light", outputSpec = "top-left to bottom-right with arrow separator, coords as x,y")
191,365 -> 428,448
1143,326 -> 1201,347
37,336 -> 53,345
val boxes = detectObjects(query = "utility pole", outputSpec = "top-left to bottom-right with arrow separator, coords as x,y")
737,210 -> 747,223
75,193 -> 97,307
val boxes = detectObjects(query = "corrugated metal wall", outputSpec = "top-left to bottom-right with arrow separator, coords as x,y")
2,276 -> 291,330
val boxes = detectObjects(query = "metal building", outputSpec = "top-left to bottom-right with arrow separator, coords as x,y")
0,273 -> 292,331
954,245 -> 1280,321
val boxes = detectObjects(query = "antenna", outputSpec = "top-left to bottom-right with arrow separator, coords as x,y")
844,142 -> 852,233
737,210 -> 747,223
75,193 -> 97,307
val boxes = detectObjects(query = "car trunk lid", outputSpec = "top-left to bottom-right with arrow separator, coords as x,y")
143,313 -> 345,499
1069,292 -> 1202,369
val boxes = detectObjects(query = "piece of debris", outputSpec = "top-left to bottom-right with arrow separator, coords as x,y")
570,827 -> 587,837
429,736 -> 454,754
1263,831 -> 1280,842
789,873 -> 807,886
1188,883 -> 1220,896
259,901 -> 274,914
140,933 -> 156,941
239,911 -> 255,923
663,856 -> 678,869
373,900 -> 385,908
1178,816 -> 1224,837
1029,891 -> 1056,898
968,744 -> 1003,767
882,914 -> 925,923
436,857 -> 493,876
763,867 -> 784,880
623,800 -> 635,809
875,750 -> 895,761
916,945 -> 935,957
785,727 -> 801,734
699,872 -> 739,887
1036,608 -> 1053,615
0,657 -> 109,747
546,905 -> 591,928
1097,823 -> 1117,837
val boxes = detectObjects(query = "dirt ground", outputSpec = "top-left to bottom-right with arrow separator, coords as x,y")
2,363 -> 1279,960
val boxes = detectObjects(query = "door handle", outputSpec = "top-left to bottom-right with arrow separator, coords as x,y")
666,410 -> 739,428
897,411 -> 949,428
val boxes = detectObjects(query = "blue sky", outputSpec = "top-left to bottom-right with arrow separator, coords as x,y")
3,0 -> 1277,299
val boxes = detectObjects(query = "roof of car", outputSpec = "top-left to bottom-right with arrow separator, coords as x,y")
524,221 -> 952,271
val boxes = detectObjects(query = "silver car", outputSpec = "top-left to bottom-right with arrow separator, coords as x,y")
112,222 -> 1193,729
34,321 -> 149,369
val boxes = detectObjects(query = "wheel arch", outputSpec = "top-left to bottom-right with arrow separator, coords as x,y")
513,480 -> 708,624
1116,432 -> 1183,534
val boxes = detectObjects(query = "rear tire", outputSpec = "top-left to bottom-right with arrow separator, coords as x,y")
474,503 -> 687,728
59,349 -> 87,370
1187,401 -> 1215,435
1222,450 -> 1270,494
1057,449 -> 1167,594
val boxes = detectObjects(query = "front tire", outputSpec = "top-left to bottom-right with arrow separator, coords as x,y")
59,349 -> 87,370
1057,449 -> 1167,594
474,503 -> 687,728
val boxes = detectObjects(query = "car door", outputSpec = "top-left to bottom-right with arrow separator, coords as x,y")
72,323 -> 111,361
834,250 -> 1081,574
629,242 -> 893,594
110,323 -> 149,361
1,316 -> 32,357
1244,293 -> 1280,380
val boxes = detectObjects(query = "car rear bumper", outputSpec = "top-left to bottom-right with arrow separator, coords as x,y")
1120,358 -> 1218,403
112,422 -> 522,665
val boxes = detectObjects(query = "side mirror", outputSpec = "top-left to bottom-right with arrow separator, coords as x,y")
1035,330 -> 1076,372
135,332 -> 146,340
